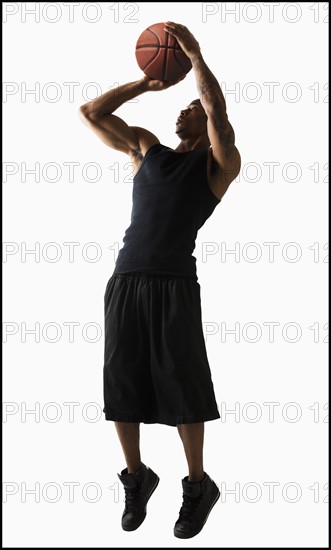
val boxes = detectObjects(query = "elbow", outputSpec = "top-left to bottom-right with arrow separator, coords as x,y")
78,105 -> 94,127
79,105 -> 104,122
78,105 -> 98,125
79,105 -> 90,119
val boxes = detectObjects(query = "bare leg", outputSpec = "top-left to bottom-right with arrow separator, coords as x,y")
114,421 -> 142,474
177,422 -> 205,481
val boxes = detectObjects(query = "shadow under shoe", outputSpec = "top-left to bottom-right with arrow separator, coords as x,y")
117,462 -> 160,531
174,472 -> 220,539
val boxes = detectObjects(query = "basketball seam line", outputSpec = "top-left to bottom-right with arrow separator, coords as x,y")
146,27 -> 160,46
141,28 -> 162,72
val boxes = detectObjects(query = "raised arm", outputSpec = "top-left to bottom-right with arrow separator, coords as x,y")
79,79 -> 157,160
164,22 -> 241,188
79,74 -> 186,164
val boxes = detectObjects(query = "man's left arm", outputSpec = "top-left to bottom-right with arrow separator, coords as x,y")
164,22 -> 241,187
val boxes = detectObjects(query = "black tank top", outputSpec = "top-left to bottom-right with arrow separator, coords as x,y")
113,143 -> 221,278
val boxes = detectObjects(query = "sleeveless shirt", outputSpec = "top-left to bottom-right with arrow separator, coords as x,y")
113,143 -> 221,278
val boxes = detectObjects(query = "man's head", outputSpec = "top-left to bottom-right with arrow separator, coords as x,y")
175,99 -> 209,143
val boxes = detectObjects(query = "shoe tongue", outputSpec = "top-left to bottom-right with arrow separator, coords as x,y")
117,472 -> 140,488
182,478 -> 201,497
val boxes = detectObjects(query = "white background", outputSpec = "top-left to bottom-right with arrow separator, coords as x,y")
3,1 -> 328,547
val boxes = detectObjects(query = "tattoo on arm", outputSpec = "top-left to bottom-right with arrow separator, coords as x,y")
191,54 -> 225,109
213,117 -> 235,160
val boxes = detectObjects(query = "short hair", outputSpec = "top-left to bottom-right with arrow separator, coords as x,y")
190,98 -> 207,119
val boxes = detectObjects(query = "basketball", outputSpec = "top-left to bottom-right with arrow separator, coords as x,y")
135,22 -> 192,81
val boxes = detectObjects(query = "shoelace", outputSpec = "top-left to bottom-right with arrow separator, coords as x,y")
179,493 -> 203,522
124,484 -> 141,511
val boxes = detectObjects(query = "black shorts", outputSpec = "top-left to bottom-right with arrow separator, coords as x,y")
103,271 -> 220,427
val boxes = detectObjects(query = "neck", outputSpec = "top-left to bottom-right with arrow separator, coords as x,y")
175,135 -> 210,152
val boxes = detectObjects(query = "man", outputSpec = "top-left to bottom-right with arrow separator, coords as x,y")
79,22 -> 241,539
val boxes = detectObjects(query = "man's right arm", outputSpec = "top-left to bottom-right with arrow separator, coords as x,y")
79,78 -> 156,157
79,74 -> 186,159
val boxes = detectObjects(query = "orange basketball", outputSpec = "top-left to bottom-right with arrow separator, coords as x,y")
135,22 -> 192,81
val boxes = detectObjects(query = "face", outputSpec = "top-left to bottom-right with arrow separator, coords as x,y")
175,101 -> 207,139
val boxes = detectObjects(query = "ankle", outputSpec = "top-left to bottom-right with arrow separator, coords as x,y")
188,471 -> 205,482
127,461 -> 143,475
